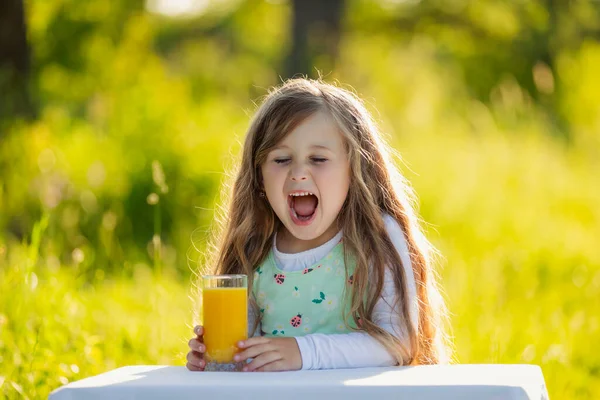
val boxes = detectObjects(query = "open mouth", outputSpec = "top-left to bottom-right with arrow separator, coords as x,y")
288,192 -> 319,225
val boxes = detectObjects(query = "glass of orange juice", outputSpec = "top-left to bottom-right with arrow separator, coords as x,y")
201,274 -> 248,372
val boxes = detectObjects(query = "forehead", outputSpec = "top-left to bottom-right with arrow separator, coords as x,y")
273,111 -> 345,151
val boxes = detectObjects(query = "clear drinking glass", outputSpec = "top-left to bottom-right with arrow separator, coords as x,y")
201,274 -> 248,372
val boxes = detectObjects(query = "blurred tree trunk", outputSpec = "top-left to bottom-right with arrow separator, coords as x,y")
0,0 -> 33,121
285,0 -> 345,79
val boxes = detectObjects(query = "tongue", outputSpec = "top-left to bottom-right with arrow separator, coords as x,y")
293,195 -> 317,216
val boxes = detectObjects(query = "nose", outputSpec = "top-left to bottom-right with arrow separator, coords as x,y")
290,163 -> 308,181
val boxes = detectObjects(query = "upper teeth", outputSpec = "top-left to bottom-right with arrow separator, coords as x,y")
290,192 -> 314,196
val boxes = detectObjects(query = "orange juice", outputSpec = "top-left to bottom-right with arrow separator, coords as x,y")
202,287 -> 248,363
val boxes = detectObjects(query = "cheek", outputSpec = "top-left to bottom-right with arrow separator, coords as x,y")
262,166 -> 285,190
261,165 -> 274,183
316,165 -> 350,202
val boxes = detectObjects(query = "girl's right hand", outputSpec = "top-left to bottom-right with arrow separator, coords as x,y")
186,325 -> 206,371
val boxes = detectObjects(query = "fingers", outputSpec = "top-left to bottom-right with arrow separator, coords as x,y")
244,351 -> 282,372
188,337 -> 205,353
186,350 -> 205,370
234,343 -> 274,362
255,361 -> 284,372
186,361 -> 203,371
194,325 -> 204,337
187,325 -> 205,372
238,337 -> 269,348
234,337 -> 272,362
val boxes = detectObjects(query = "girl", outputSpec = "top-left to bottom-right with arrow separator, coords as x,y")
186,78 -> 452,372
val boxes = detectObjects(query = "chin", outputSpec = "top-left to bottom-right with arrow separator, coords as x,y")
290,230 -> 322,241
285,216 -> 336,243
284,222 -> 321,240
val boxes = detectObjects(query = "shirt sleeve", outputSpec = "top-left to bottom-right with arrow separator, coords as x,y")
295,214 -> 419,370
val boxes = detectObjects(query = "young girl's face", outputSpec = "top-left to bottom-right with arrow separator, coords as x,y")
261,111 -> 350,246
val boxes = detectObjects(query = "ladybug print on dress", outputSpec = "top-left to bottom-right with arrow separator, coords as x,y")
303,268 -> 313,274
274,273 -> 285,284
290,313 -> 303,327
347,274 -> 354,285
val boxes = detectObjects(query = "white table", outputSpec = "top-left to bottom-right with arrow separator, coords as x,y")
49,364 -> 549,400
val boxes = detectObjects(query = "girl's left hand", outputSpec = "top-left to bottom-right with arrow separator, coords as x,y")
234,337 -> 302,372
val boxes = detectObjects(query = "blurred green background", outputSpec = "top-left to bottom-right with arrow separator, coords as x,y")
1,0 -> 599,398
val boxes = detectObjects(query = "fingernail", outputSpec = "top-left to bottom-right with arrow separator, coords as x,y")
195,327 -> 201,334
199,344 -> 205,352
242,367 -> 248,372
238,341 -> 244,347
234,355 -> 240,361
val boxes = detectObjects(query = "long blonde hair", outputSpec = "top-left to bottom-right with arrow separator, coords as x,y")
196,78 -> 453,365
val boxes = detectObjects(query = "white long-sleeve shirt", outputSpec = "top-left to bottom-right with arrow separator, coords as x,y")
248,214 -> 419,370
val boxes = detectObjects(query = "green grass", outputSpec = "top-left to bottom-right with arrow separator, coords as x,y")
1,127 -> 599,399
405,130 -> 600,399
2,7 -> 600,398
0,232 -> 193,399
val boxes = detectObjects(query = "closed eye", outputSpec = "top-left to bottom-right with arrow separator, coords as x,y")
273,157 -> 327,164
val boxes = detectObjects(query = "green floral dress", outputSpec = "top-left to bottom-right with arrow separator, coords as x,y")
252,240 -> 358,337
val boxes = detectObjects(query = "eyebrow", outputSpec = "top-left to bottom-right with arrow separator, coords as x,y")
272,144 -> 332,151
